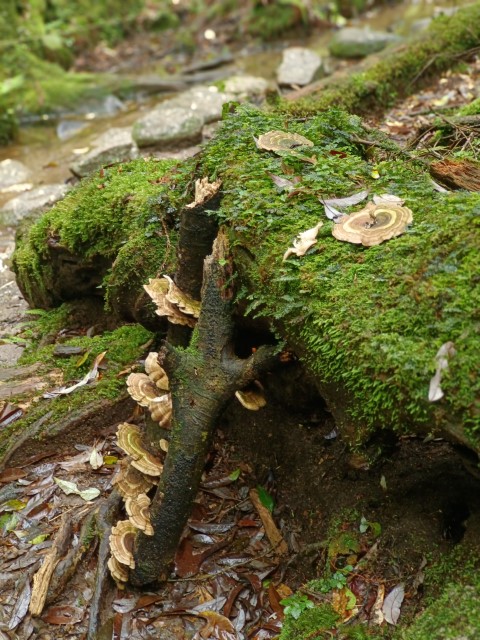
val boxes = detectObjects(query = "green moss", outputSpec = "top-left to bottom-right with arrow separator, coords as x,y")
398,548 -> 480,640
280,604 -> 339,640
0,318 -> 152,456
458,97 -> 480,117
200,104 -> 480,446
13,157 -> 186,309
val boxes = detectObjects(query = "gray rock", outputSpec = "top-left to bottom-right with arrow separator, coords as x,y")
277,47 -> 324,86
329,27 -> 402,59
0,344 -> 25,367
0,183 -> 70,225
70,127 -> 138,178
166,85 -> 234,124
132,106 -> 204,148
0,159 -> 31,190
57,120 -> 88,141
223,75 -> 269,99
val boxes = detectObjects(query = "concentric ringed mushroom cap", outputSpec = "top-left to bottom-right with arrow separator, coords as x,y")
109,520 -> 137,569
125,493 -> 154,535
116,422 -> 164,476
127,372 -> 159,407
332,202 -> 412,247
108,555 -> 129,583
112,459 -> 156,499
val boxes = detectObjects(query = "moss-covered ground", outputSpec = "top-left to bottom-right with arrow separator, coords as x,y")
0,302 -> 153,457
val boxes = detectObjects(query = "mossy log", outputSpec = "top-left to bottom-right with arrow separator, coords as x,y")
13,105 -> 480,457
284,2 -> 480,117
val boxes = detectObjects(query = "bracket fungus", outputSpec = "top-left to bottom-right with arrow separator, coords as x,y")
107,556 -> 129,583
148,393 -> 173,428
126,373 -> 159,407
144,275 -> 201,328
332,202 -> 412,247
144,352 -> 169,392
125,493 -> 154,536
116,422 -> 164,477
235,381 -> 267,411
109,520 -> 137,569
112,459 -> 156,499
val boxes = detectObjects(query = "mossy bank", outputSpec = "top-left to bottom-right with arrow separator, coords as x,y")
13,104 -> 480,455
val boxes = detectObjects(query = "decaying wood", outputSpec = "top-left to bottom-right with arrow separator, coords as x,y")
30,514 -> 72,616
131,230 -> 278,586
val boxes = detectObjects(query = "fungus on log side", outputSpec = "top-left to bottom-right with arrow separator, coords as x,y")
144,352 -> 169,391
116,422 -> 163,477
112,459 -> 156,499
109,520 -> 137,569
125,493 -> 154,536
126,373 -> 159,407
332,202 -> 412,247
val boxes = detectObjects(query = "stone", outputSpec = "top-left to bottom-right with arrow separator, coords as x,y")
70,127 -> 138,177
329,27 -> 402,59
277,47 -> 324,86
56,120 -> 88,141
223,75 -> 269,99
0,159 -> 31,190
132,106 -> 204,148
166,85 -> 234,124
0,183 -> 70,225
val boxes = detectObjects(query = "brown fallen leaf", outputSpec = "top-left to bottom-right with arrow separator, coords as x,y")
42,605 -> 84,624
249,489 -> 288,557
196,610 -> 237,640
0,468 -> 27,483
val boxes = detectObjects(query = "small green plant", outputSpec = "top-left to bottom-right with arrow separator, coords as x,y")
280,593 -> 314,620
309,564 -> 353,594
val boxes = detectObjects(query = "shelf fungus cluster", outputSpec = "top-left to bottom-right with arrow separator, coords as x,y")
144,275 -> 201,328
127,352 -> 172,428
332,202 -> 413,247
109,422 -> 164,583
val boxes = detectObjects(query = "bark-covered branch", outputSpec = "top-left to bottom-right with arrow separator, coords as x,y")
131,230 -> 277,586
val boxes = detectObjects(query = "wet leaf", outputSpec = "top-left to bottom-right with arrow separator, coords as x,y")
256,486 -> 274,513
89,447 -> 103,470
228,468 -> 241,481
42,605 -> 84,624
1,499 -> 27,512
267,172 -> 300,192
321,189 -> 369,209
382,584 -> 404,625
0,468 -> 27,483
371,584 -> 385,625
29,533 -> 50,545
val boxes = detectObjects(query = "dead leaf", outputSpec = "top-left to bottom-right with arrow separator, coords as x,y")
89,446 -> 103,470
283,222 -> 323,261
321,189 -> 369,209
249,489 -> 288,557
42,605 -> 84,624
372,193 -> 405,206
371,584 -> 385,625
43,351 -> 106,398
196,610 -> 237,640
8,578 -> 31,629
428,341 -> 456,402
382,584 -> 404,625
0,468 -> 27,483
53,477 -> 100,501
267,172 -> 301,192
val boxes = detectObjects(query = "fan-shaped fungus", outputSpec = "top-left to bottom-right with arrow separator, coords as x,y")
107,555 -> 129,583
112,459 -> 156,499
235,381 -> 267,411
185,177 -> 222,209
144,277 -> 199,327
126,373 -> 159,407
116,423 -> 163,476
125,493 -> 154,535
148,394 -> 172,428
109,520 -> 137,569
144,352 -> 169,391
332,202 -> 412,247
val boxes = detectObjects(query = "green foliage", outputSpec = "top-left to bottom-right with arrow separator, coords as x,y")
256,485 -> 275,512
280,593 -> 314,620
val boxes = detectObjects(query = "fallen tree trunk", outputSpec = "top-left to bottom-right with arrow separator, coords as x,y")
283,1 -> 480,117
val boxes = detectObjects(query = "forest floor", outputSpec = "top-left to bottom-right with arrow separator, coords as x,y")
1,20 -> 480,640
